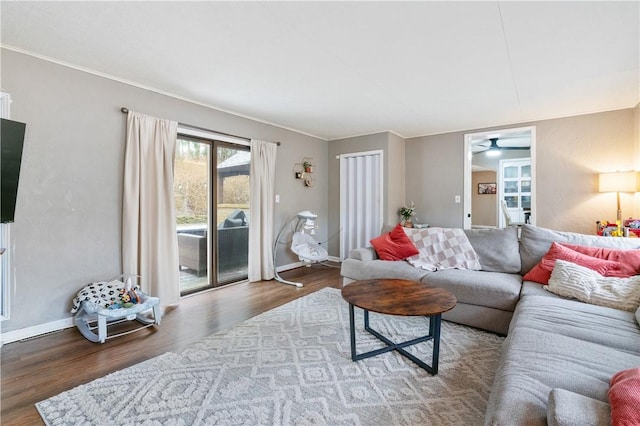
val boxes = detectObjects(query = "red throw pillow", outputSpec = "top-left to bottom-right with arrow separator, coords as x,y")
370,224 -> 419,261
609,367 -> 640,426
522,242 -> 635,285
560,243 -> 640,274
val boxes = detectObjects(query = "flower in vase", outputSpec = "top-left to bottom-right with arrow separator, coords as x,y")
399,201 -> 416,222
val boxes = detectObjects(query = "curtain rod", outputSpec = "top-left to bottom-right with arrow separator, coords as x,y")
120,107 -> 280,146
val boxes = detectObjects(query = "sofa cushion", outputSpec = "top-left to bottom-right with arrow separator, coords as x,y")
340,258 -> 429,282
548,260 -> 640,312
547,388 -> 610,426
464,226 -> 521,273
420,269 -> 522,311
486,327 -> 640,426
520,281 -> 563,298
523,242 -> 636,285
519,224 -> 640,275
485,301 -> 640,426
347,247 -> 378,262
609,368 -> 640,426
442,303 -> 514,335
369,224 -> 419,261
510,294 -> 640,355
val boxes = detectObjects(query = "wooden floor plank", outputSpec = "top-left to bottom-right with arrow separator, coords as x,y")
0,264 -> 342,425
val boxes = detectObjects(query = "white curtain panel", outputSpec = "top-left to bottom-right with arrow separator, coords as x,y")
122,111 -> 180,307
248,139 -> 277,282
340,151 -> 383,260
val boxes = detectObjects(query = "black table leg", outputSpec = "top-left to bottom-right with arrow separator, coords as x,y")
347,306 -> 443,375
430,314 -> 441,374
349,303 -> 356,360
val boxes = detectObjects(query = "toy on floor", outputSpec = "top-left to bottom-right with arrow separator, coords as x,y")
72,275 -> 160,343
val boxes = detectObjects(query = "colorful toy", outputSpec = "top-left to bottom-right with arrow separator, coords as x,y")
113,277 -> 141,307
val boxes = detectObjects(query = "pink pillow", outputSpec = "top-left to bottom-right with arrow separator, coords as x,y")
370,224 -> 419,261
560,243 -> 640,273
609,367 -> 640,426
522,242 -> 635,285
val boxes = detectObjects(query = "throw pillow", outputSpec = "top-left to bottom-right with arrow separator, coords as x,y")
519,224 -> 640,276
522,242 -> 635,285
369,224 -> 419,261
464,227 -> 521,273
547,260 -> 640,312
560,243 -> 640,274
404,227 -> 481,271
608,367 -> 640,426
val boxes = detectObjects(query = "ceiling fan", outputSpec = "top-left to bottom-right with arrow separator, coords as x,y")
473,137 -> 530,157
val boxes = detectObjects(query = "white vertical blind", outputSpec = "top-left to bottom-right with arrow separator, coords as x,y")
340,150 -> 383,260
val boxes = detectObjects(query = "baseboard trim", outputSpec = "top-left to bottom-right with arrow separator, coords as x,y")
2,259 -> 343,345
1,317 -> 75,345
276,257 -> 341,273
276,261 -> 304,272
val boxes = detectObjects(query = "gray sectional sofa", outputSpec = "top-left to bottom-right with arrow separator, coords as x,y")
340,224 -> 640,425
342,226 -> 523,335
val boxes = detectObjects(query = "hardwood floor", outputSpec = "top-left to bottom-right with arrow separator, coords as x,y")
1,264 -> 343,425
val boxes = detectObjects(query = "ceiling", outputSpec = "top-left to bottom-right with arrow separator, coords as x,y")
470,129 -> 531,154
1,1 -> 638,141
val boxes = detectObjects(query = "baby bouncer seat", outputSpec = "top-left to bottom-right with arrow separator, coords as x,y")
292,231 -> 329,264
72,276 -> 161,343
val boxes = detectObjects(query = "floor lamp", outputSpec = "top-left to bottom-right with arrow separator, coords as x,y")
598,171 -> 640,231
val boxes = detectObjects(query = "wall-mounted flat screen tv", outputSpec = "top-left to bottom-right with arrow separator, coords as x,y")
1,118 -> 26,223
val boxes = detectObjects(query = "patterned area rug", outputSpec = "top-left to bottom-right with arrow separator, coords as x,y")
37,288 -> 504,425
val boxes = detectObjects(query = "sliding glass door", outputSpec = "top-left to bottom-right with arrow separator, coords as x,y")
215,145 -> 250,285
174,137 -> 249,295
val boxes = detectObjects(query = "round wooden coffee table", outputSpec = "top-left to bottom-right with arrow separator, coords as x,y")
342,279 -> 457,375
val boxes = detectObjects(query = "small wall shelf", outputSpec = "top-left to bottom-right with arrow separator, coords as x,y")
293,157 -> 315,187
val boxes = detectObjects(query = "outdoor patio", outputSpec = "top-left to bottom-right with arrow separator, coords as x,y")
179,266 -> 248,294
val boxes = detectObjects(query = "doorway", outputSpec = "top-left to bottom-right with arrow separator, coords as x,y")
174,136 -> 250,295
463,126 -> 536,229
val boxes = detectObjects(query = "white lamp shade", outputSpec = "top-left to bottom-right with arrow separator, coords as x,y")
598,171 -> 640,193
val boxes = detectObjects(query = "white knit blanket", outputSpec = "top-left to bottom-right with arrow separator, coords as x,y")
404,227 -> 481,271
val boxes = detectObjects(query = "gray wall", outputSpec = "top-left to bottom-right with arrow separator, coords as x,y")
387,132 -> 406,225
635,102 -> 640,166
1,49 -> 327,332
472,171 -> 498,227
406,108 -> 639,234
405,132 -> 464,228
